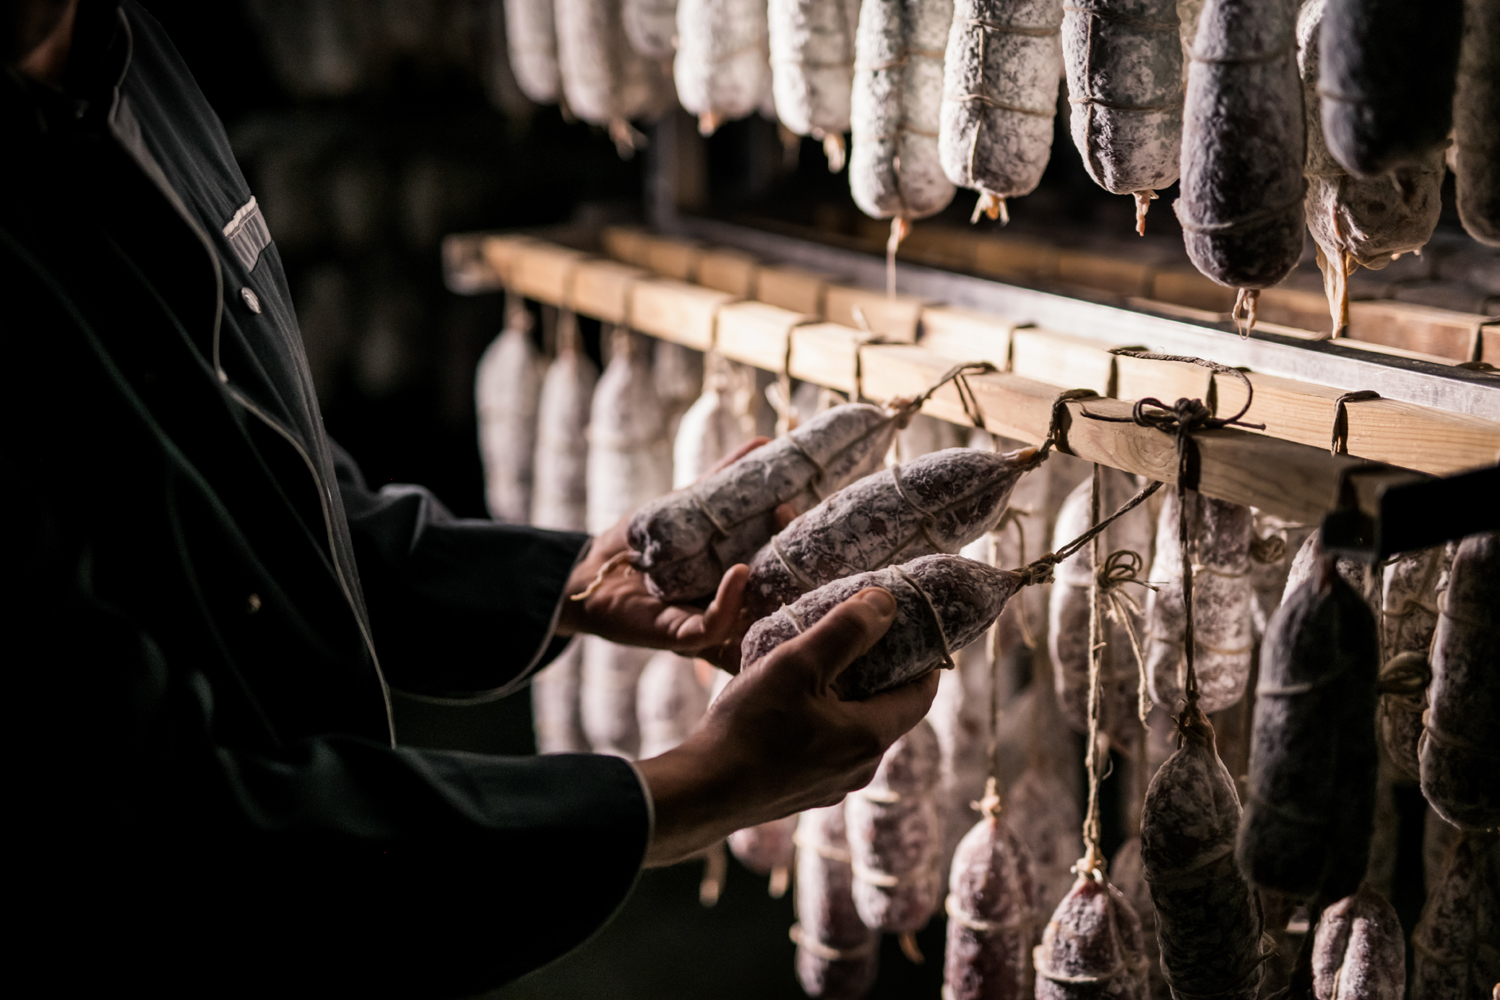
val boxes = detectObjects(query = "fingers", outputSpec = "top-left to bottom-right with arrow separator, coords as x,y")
776,587 -> 897,687
773,502 -> 798,531
703,437 -> 771,480
845,668 -> 941,748
665,564 -> 749,650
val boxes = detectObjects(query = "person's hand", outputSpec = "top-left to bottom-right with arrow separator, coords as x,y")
633,587 -> 941,867
556,438 -> 795,666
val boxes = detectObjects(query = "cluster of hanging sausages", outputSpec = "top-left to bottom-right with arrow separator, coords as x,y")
476,271 -> 1496,1000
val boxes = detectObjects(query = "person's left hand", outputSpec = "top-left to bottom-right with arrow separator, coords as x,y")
555,438 -> 794,665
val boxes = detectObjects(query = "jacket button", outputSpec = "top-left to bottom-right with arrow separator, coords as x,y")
246,593 -> 262,614
241,287 -> 262,314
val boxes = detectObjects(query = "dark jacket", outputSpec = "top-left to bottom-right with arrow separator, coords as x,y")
0,3 -> 647,996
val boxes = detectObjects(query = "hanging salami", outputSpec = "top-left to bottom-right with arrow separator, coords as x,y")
1419,531 -> 1500,831
1141,707 -> 1264,1000
770,0 -> 862,170
1377,544 -> 1448,783
942,784 -> 1042,1000
1410,830 -> 1500,998
793,801 -> 881,998
629,402 -> 903,604
743,445 -> 1037,620
1311,882 -> 1405,1000
939,0 -> 1063,224
1033,872 -> 1150,1000
845,718 -> 944,949
1062,0 -> 1183,233
475,306 -> 543,524
1238,561 -> 1379,902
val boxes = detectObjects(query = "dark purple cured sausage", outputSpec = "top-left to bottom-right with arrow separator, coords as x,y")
942,788 -> 1042,1000
1419,531 -> 1500,831
1142,707 -> 1264,1000
1311,883 -> 1405,1000
743,445 -> 1036,620
793,801 -> 880,999
845,719 -> 943,936
1238,561 -> 1379,901
742,554 -> 1021,701
630,402 -> 902,603
1034,873 -> 1150,1000
1410,830 -> 1500,999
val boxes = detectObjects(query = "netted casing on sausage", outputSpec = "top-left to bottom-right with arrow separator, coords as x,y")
1311,883 -> 1405,1000
1034,873 -> 1150,1000
1141,710 -> 1264,1000
675,0 -> 774,132
1419,531 -> 1500,831
1318,0 -> 1463,177
744,445 -> 1033,619
1238,564 -> 1379,901
1176,0 -> 1305,290
849,0 -> 958,221
630,402 -> 900,603
770,0 -> 862,155
504,0 -> 561,103
476,324 -> 543,524
794,802 -> 880,998
742,554 -> 1022,700
846,719 -> 944,933
1453,0 -> 1500,246
1062,0 -> 1182,207
1048,469 -> 1154,748
1410,830 -> 1500,998
940,0 -> 1063,217
942,805 -> 1042,1000
1144,492 -> 1254,717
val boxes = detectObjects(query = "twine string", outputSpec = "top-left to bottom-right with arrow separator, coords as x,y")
1330,390 -> 1379,456
1080,463 -> 1107,873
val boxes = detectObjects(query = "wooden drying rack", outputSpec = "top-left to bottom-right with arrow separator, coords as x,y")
441,226 -> 1500,526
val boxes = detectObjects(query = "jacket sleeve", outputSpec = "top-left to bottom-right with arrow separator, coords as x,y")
331,439 -> 591,701
4,454 -> 649,997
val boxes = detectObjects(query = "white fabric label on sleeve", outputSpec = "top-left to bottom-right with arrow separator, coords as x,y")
222,196 -> 272,273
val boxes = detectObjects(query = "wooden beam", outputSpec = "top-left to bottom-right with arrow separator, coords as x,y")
716,301 -> 811,371
510,242 -> 587,305
918,306 -> 1015,369
571,259 -> 648,326
788,323 -> 861,394
1342,397 -> 1500,476
601,225 -> 651,267
757,265 -> 831,315
970,234 -> 1060,282
629,279 -> 735,350
641,234 -> 704,282
698,248 -> 759,297
1010,327 -> 1124,395
1055,249 -> 1154,298
823,285 -> 926,342
479,233 -> 535,288
1113,352 -> 1215,405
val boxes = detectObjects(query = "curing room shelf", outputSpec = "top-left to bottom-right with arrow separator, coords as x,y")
442,228 -> 1500,526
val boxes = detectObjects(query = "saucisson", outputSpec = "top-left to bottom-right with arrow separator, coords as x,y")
793,801 -> 881,998
942,787 -> 1042,1000
504,0 -> 562,103
1238,560 -> 1379,902
939,0 -> 1063,224
1452,0 -> 1500,246
1311,882 -> 1405,1000
1177,0 -> 1305,307
850,0 -> 957,233
475,310 -> 543,524
1410,830 -> 1500,999
742,553 -> 1022,700
744,445 -> 1037,620
675,0 -> 774,134
1062,0 -> 1183,233
629,402 -> 902,604
770,0 -> 863,170
1419,531 -> 1500,831
1034,872 -> 1150,1000
845,718 -> 944,938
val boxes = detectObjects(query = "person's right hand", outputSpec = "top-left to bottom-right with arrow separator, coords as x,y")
634,586 -> 940,867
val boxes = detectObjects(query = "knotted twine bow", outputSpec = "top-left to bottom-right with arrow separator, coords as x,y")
1082,352 -> 1264,723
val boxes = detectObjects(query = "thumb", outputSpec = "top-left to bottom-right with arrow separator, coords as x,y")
777,588 -> 898,688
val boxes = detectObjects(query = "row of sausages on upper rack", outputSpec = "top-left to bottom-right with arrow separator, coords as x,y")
459,229 -> 1500,512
